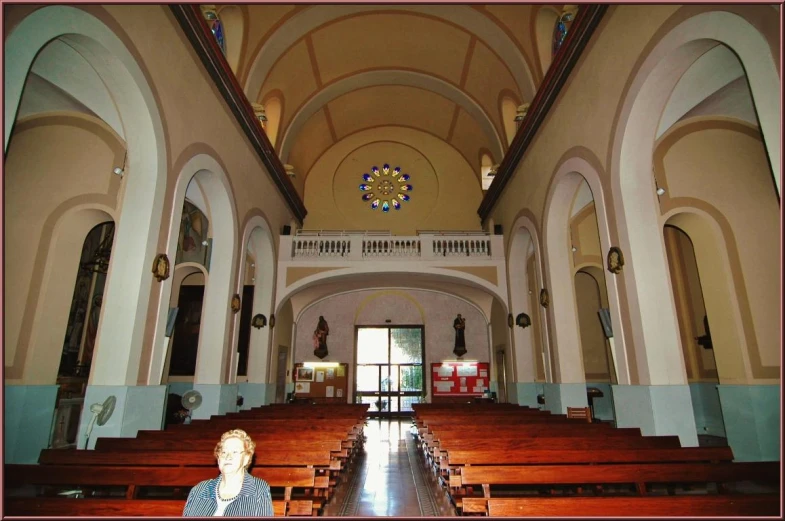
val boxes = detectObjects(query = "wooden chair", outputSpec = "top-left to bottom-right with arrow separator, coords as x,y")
566,407 -> 592,423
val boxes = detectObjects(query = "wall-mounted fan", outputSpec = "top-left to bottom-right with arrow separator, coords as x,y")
83,395 -> 116,449
181,390 -> 202,423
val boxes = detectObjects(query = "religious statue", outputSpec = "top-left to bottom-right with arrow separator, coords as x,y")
453,314 -> 467,357
313,315 -> 330,359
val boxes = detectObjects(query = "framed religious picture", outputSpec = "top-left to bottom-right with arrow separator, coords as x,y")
296,366 -> 314,382
152,253 -> 170,282
540,288 -> 550,308
607,246 -> 625,274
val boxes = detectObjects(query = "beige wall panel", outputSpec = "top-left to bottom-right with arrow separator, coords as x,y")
449,109 -> 495,175
310,13 -> 470,85
661,126 -> 780,370
483,4 -> 538,83
303,126 -> 482,234
242,5 -> 298,80
4,118 -> 119,368
463,40 -> 519,138
574,272 -> 609,379
676,228 -> 717,377
271,300 -> 293,374
327,86 -> 454,140
664,227 -> 699,380
574,208 -> 602,259
490,5 -> 680,228
288,108 -> 333,192
103,6 -> 295,230
260,40 -> 320,130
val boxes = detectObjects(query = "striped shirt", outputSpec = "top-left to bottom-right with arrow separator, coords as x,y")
183,473 -> 273,517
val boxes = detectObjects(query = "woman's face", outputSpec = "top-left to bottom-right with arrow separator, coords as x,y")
217,436 -> 250,477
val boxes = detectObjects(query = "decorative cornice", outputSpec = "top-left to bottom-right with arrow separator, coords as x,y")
170,5 -> 307,224
478,4 -> 608,222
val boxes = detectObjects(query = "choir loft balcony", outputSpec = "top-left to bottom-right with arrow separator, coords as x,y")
275,230 -> 508,307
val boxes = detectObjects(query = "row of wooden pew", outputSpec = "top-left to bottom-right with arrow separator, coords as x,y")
411,403 -> 780,517
5,403 -> 369,517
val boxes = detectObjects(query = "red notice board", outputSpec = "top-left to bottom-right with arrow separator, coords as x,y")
431,361 -> 490,396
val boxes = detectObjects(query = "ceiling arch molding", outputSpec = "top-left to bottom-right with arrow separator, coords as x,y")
279,69 -> 505,162
244,5 -> 536,106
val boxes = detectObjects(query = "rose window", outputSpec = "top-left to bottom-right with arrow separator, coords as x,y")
358,163 -> 413,212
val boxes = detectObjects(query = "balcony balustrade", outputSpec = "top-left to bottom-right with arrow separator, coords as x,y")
283,230 -> 500,261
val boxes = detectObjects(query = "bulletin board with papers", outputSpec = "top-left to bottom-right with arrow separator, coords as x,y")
293,362 -> 349,403
431,361 -> 490,397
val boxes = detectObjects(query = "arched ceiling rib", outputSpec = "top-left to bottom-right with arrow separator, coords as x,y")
244,5 -> 536,104
279,70 -> 505,162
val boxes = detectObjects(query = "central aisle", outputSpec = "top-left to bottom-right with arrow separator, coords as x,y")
322,418 -> 456,517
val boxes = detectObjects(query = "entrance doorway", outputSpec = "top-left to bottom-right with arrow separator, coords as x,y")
355,327 -> 424,418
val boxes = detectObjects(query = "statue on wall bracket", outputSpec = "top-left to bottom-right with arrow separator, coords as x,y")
453,314 -> 467,358
313,315 -> 330,359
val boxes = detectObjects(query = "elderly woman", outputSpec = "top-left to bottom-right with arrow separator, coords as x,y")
182,429 -> 273,516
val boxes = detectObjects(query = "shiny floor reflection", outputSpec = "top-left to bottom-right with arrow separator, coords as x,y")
323,418 -> 455,517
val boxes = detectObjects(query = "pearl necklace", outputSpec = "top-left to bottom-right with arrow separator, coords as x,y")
216,479 -> 240,502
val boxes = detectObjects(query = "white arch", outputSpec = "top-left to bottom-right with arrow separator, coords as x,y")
232,216 -> 277,385
610,10 -> 778,385
148,154 -> 238,385
543,156 -> 630,385
278,70 -> 505,162
297,287 -> 489,327
244,5 -> 536,107
276,266 -> 508,316
5,6 -> 167,386
507,216 -> 549,383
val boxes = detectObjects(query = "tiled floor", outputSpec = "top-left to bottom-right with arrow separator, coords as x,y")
323,418 -> 456,517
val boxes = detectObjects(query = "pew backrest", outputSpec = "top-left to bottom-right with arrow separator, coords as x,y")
472,496 -> 781,517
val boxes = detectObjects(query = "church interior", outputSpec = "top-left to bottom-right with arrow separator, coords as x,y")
3,3 -> 781,516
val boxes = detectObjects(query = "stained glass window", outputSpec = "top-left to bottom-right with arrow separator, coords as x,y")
202,7 -> 226,55
552,8 -> 577,56
359,163 -> 413,212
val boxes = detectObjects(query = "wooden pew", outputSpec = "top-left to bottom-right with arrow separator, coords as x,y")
428,424 -> 638,439
451,462 -> 780,497
434,434 -> 680,453
5,464 -> 326,515
39,448 -> 338,471
156,421 -> 360,436
5,464 -> 326,497
422,424 -> 647,459
427,435 -> 684,473
464,495 -> 781,517
443,446 -> 736,466
96,435 -> 354,457
4,497 -> 314,516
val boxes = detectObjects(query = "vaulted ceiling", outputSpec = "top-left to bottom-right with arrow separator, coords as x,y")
225,4 -> 555,197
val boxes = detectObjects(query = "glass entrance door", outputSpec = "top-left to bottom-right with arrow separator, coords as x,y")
356,327 -> 423,418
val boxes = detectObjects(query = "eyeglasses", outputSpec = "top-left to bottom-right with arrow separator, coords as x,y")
218,450 -> 245,460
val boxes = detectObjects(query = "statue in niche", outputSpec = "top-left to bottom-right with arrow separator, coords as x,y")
313,316 -> 330,359
453,314 -> 467,357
